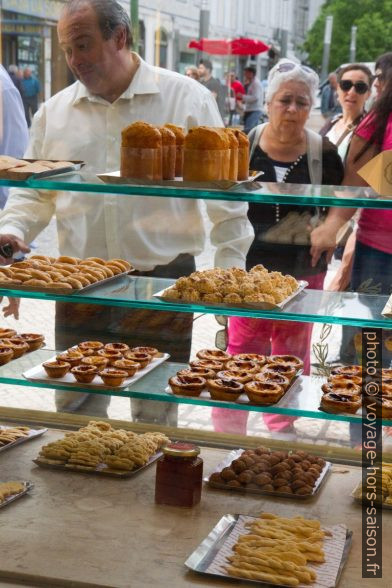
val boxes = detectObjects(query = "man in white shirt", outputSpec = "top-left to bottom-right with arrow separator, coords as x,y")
0,0 -> 253,421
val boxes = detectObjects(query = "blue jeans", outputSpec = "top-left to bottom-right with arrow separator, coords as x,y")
244,110 -> 262,134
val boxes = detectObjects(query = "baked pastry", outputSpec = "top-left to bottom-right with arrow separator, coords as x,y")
222,128 -> 239,181
331,364 -> 362,378
261,363 -> 296,381
328,374 -> 362,387
78,340 -> 104,352
169,374 -> 206,397
382,379 -> 392,397
380,398 -> 392,419
164,123 -> 185,177
244,381 -> 284,405
43,360 -> 70,378
232,353 -> 267,366
0,345 -> 14,365
158,126 -> 176,180
121,121 -> 162,180
97,348 -> 123,365
99,368 -> 128,387
124,351 -> 151,369
189,358 -> 224,372
104,342 -> 130,353
225,359 -> 259,374
81,356 -> 109,371
196,348 -> 232,363
206,377 -> 243,401
71,365 -> 98,384
232,129 -> 250,180
3,337 -> 29,358
183,126 -> 230,181
383,368 -> 392,379
321,381 -> 361,397
268,355 -> 304,371
113,359 -> 139,377
19,333 -> 44,351
0,328 -> 16,339
177,367 -> 216,380
320,392 -> 361,414
130,346 -> 159,357
216,370 -> 253,384
255,371 -> 290,390
57,349 -> 84,367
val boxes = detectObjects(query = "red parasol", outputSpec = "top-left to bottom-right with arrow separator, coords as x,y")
188,37 -> 269,56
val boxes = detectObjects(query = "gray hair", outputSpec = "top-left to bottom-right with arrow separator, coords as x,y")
266,59 -> 319,106
8,64 -> 18,75
63,0 -> 133,48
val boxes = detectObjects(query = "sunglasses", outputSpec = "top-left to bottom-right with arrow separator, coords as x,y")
276,62 -> 314,75
339,80 -> 369,94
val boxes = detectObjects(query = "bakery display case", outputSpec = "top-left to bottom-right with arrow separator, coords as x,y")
0,176 -> 391,587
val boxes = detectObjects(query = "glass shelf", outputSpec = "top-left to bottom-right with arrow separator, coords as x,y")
1,172 -> 392,208
2,348 -> 390,425
0,275 -> 391,328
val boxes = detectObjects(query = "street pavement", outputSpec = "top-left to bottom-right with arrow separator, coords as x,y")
0,110 -> 389,450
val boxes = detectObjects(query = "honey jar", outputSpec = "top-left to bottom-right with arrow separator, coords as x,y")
155,442 -> 203,507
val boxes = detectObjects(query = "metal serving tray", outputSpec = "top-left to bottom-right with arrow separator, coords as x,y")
351,481 -> 392,510
154,280 -> 308,311
0,426 -> 47,454
205,449 -> 331,499
185,513 -> 352,588
23,351 -> 170,390
0,269 -> 134,296
0,481 -> 34,509
33,451 -> 162,478
166,370 -> 303,407
0,159 -> 84,181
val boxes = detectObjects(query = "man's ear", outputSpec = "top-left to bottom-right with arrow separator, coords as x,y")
114,25 -> 127,50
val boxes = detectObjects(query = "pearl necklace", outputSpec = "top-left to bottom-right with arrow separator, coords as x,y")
275,153 -> 305,222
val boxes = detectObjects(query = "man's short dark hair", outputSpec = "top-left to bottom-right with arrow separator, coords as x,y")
244,65 -> 256,75
64,0 -> 133,49
199,59 -> 213,72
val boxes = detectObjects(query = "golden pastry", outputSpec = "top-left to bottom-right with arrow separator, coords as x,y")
57,349 -> 84,366
0,345 -> 14,365
177,367 -> 216,380
206,377 -> 243,401
124,351 -> 151,369
196,348 -> 232,363
321,381 -> 361,397
3,337 -> 29,358
0,328 -> 16,339
225,359 -> 259,374
99,368 -> 128,387
169,374 -> 205,397
232,353 -> 267,365
19,333 -> 45,351
255,371 -> 290,390
98,348 -> 123,365
189,358 -> 224,372
216,370 -> 252,384
244,381 -> 284,405
261,363 -> 296,381
130,346 -> 159,357
81,356 -> 109,371
43,360 -> 70,378
78,340 -> 104,352
331,364 -> 362,378
71,365 -> 98,384
113,359 -> 139,377
268,354 -> 304,371
321,392 -> 362,414
104,342 -> 130,353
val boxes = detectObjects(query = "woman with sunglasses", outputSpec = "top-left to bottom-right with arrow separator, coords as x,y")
321,64 -> 372,161
211,60 -> 344,437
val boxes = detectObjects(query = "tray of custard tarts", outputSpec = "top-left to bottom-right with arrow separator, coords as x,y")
206,446 -> 331,499
167,349 -> 303,406
0,255 -> 133,295
0,327 -> 45,366
319,365 -> 392,418
34,420 -> 170,478
23,341 -> 170,389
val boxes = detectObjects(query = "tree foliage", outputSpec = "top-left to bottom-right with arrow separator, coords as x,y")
303,0 -> 392,73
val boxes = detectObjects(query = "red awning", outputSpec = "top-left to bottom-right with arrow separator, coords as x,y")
188,38 -> 269,56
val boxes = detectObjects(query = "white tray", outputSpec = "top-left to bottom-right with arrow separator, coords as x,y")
154,280 -> 308,311
23,352 -> 170,390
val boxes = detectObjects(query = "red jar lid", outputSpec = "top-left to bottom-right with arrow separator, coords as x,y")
162,442 -> 200,458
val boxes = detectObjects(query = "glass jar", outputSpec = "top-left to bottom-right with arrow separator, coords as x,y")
155,442 -> 203,507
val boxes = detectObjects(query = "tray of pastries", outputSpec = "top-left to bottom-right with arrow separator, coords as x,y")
155,266 -> 307,310
23,341 -> 169,389
0,481 -> 34,509
34,420 -> 170,477
319,365 -> 392,419
0,425 -> 47,453
0,327 -> 45,365
206,446 -> 330,499
0,156 -> 83,180
351,461 -> 392,509
185,511 -> 352,588
167,349 -> 303,406
0,255 -> 133,295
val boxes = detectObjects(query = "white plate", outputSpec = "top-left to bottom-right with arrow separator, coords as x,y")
154,280 -> 308,311
23,352 -> 170,390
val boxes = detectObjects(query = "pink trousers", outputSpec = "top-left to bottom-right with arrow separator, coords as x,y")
211,273 -> 325,435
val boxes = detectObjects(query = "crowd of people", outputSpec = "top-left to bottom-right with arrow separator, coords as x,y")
0,0 -> 390,441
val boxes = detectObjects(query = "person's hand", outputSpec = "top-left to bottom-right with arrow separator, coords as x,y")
309,223 -> 337,267
0,234 -> 30,265
0,297 -> 20,319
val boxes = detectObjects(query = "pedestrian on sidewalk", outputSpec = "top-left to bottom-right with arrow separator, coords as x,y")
21,67 -> 41,127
